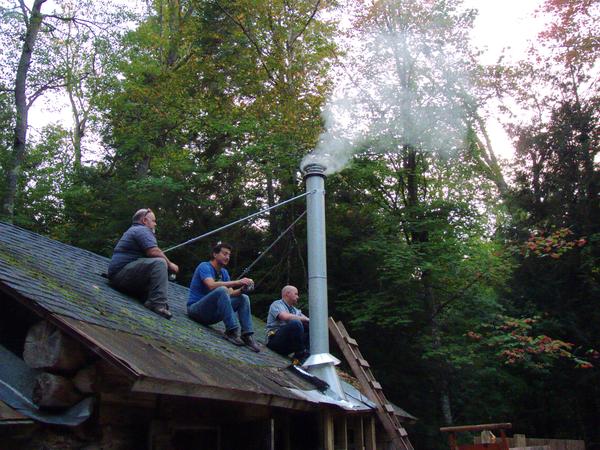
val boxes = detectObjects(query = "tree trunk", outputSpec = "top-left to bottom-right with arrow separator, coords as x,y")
404,145 -> 454,425
2,0 -> 47,221
67,86 -> 85,172
23,321 -> 87,373
33,372 -> 83,409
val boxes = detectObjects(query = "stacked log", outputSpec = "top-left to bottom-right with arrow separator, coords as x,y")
23,321 -> 89,410
23,321 -> 86,372
32,373 -> 83,409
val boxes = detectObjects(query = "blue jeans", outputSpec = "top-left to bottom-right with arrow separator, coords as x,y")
267,320 -> 309,357
187,287 -> 254,335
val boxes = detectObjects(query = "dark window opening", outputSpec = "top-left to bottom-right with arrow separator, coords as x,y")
0,292 -> 39,357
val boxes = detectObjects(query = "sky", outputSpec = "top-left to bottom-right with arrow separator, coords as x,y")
28,0 -> 550,162
462,0 -> 548,159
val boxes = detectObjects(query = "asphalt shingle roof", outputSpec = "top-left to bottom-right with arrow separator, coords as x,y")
0,221 -> 325,407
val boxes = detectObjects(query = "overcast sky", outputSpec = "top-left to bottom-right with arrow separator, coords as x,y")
463,0 -> 548,159
28,0 -> 549,161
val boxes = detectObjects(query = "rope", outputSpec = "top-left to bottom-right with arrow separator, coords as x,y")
238,211 -> 306,279
164,190 -> 313,253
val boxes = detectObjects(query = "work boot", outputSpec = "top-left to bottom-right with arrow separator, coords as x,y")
241,333 -> 261,353
224,328 -> 245,346
144,301 -> 172,320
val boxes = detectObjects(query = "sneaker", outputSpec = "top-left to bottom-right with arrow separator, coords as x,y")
144,302 -> 172,320
224,328 -> 245,346
241,334 -> 261,353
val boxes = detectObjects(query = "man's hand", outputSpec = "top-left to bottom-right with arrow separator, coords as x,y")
238,277 -> 253,287
168,262 -> 179,274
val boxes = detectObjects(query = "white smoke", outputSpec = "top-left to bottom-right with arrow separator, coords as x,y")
301,28 -> 474,175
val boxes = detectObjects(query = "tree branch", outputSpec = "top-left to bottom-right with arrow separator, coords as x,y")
288,0 -> 321,49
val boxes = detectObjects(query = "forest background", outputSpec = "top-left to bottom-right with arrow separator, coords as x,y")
0,0 -> 598,448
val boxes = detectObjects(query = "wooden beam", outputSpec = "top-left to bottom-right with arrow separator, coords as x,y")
440,423 -> 512,433
335,415 -> 348,450
364,416 -> 377,450
322,410 -> 335,450
269,418 -> 276,450
132,378 -> 316,412
352,416 -> 365,450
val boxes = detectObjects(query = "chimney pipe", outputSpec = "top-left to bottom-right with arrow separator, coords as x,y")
302,163 -> 345,400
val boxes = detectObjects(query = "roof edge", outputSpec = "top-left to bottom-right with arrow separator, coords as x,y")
131,378 -> 318,412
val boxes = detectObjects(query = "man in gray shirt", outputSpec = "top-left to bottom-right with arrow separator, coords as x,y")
108,208 -> 179,319
266,285 -> 310,361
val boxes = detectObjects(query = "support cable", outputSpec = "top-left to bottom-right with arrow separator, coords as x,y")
238,211 -> 306,279
164,190 -> 313,253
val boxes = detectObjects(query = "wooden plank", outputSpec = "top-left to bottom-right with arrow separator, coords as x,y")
344,336 -> 358,346
440,423 -> 512,433
269,418 -> 275,450
370,381 -> 382,390
364,416 -> 377,450
322,410 -> 335,450
510,447 -> 550,450
513,434 -> 527,447
352,417 -> 365,450
335,415 -> 348,450
357,359 -> 370,368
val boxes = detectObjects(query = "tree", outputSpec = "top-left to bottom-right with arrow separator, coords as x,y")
1,0 -> 48,221
0,0 -> 133,221
324,0 -> 505,431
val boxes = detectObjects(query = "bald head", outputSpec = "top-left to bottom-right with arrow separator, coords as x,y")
281,285 -> 299,306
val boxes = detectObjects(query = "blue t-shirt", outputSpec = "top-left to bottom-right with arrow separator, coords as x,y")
188,261 -> 230,306
108,224 -> 157,278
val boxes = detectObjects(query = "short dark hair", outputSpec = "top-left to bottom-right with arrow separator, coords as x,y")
211,242 -> 233,259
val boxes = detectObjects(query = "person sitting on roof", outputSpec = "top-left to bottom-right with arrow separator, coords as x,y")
107,208 -> 179,320
187,242 -> 260,352
266,285 -> 310,363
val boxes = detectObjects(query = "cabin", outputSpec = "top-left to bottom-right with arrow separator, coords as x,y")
0,221 -> 415,449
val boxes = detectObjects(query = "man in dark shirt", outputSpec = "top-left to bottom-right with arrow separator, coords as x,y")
108,208 -> 179,319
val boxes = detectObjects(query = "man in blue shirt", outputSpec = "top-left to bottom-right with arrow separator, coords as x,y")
266,285 -> 310,362
188,243 -> 260,352
108,208 -> 179,319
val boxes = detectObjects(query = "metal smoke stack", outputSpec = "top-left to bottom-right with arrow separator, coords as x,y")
302,163 -> 345,400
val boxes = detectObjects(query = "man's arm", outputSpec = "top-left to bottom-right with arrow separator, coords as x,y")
145,247 -> 179,274
202,276 -> 253,293
276,311 -> 309,323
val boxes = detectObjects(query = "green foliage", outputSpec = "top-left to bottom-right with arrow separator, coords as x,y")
0,0 -> 598,447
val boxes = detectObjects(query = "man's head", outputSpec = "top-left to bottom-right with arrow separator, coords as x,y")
132,208 -> 157,233
211,242 -> 233,266
282,285 -> 299,306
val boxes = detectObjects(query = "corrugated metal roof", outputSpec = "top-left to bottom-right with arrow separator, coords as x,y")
0,222 -> 374,412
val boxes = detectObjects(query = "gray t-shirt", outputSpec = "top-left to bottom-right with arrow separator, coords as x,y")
266,299 -> 303,333
108,224 -> 157,278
